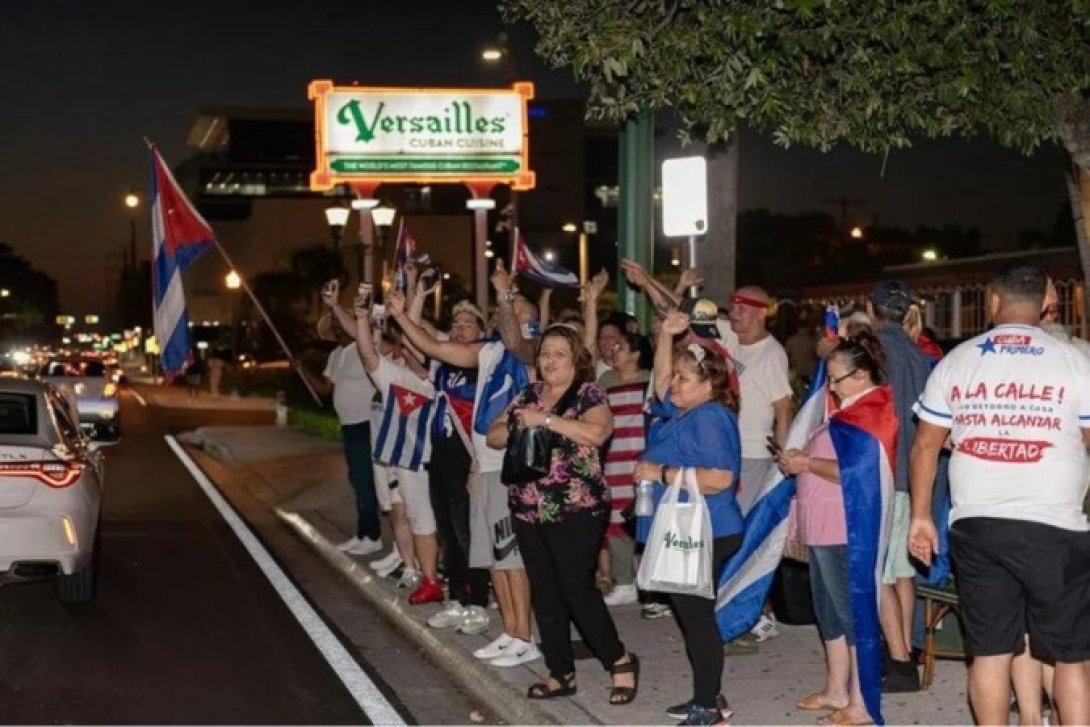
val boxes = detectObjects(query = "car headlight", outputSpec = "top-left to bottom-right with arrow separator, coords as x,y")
103,383 -> 117,398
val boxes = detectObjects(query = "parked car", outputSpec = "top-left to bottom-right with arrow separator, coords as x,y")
0,378 -> 103,603
38,359 -> 120,441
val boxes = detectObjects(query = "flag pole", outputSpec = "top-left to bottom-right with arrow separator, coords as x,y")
210,239 -> 323,407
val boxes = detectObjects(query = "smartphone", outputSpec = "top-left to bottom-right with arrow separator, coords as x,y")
357,282 -> 374,310
371,304 -> 386,327
419,267 -> 439,291
766,435 -> 783,457
322,279 -> 338,298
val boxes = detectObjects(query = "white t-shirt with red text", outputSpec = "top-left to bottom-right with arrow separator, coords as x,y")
915,323 -> 1090,532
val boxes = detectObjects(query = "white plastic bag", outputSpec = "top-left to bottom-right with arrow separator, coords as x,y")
637,467 -> 714,599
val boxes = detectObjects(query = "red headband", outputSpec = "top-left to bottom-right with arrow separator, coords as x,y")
729,294 -> 769,310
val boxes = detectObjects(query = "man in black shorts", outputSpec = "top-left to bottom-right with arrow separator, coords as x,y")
908,262 -> 1090,725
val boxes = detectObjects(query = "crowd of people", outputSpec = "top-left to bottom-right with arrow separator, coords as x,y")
295,257 -> 1090,727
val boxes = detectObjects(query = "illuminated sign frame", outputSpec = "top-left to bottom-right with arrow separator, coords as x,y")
309,80 -> 536,191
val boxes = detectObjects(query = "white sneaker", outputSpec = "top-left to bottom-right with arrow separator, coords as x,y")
370,549 -> 402,573
603,583 -> 639,606
427,602 -> 467,629
490,638 -> 541,668
473,633 -> 514,660
457,605 -> 490,635
750,613 -> 779,642
336,536 -> 362,552
397,568 -> 422,590
345,537 -> 383,556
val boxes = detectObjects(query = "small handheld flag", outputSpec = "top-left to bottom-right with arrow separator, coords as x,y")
150,146 -> 214,379
824,304 -> 840,338
511,229 -> 579,289
394,220 -> 418,292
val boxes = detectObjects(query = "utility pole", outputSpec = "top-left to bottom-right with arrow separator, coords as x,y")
821,195 -> 865,237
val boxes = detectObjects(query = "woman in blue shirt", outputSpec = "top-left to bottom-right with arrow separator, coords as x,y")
633,311 -> 744,726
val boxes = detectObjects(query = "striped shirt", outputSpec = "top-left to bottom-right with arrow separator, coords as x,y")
599,369 -> 651,537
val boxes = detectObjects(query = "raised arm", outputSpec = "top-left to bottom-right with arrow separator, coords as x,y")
491,258 -> 536,364
653,311 -> 689,400
537,287 -> 553,330
320,280 -> 358,342
387,290 -> 481,368
673,268 -> 704,298
621,259 -> 682,317
352,294 -> 382,373
583,269 -> 609,362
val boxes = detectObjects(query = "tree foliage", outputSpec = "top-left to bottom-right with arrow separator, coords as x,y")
501,0 -> 1090,158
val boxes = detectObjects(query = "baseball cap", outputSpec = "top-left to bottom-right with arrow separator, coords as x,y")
451,300 -> 486,327
681,297 -> 721,339
870,280 -> 913,319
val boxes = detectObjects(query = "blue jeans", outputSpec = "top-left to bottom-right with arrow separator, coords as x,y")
809,545 -> 854,645
341,422 -> 380,541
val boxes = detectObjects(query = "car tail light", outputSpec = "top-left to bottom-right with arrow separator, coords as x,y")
0,461 -> 85,488
103,383 -> 117,397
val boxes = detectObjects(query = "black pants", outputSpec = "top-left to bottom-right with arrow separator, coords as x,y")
670,534 -> 743,708
428,432 -> 489,607
515,508 -> 626,677
341,422 -> 380,541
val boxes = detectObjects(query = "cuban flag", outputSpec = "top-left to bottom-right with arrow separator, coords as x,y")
150,146 -> 214,379
512,229 -> 579,289
373,383 -> 435,471
824,304 -> 840,338
715,362 -> 895,725
473,341 -> 529,435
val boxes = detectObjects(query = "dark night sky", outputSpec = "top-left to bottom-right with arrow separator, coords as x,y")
0,1 -> 1070,314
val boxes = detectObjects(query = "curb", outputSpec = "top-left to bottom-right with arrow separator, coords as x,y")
275,509 -> 571,727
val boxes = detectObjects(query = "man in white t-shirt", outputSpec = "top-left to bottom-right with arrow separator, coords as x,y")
729,285 -> 793,642
909,262 -> 1090,726
295,303 -> 380,557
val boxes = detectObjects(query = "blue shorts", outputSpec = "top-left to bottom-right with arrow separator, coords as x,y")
809,545 -> 854,645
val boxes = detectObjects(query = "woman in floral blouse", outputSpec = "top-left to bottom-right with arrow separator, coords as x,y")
487,324 -> 639,706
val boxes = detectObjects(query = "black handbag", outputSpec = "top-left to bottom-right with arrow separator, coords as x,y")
501,381 -> 582,485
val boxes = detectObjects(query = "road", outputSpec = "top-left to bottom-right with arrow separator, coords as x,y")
0,390 -> 486,725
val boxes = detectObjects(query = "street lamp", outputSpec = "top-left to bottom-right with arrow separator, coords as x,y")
467,197 -> 496,312
225,271 -> 242,356
351,198 -> 380,284
850,225 -> 864,240
921,249 -> 939,262
325,203 -> 350,250
544,250 -> 555,262
0,289 -> 9,298
124,192 -> 139,209
481,48 -> 504,62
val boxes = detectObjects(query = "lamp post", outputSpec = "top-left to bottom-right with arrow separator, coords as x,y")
225,270 -> 242,356
371,205 -> 396,297
467,197 -> 496,312
351,198 -> 379,284
325,203 -> 350,250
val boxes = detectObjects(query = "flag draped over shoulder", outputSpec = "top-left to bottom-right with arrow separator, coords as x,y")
473,341 -> 529,435
374,382 -> 435,471
150,146 -> 214,379
714,361 -> 895,725
512,229 -> 579,289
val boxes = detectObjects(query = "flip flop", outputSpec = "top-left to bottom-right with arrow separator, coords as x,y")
817,707 -> 874,726
795,693 -> 848,711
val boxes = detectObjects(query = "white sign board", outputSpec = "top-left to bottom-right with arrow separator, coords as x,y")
310,81 -> 536,190
661,156 -> 708,237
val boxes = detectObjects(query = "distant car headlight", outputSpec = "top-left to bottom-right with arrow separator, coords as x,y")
103,383 -> 117,398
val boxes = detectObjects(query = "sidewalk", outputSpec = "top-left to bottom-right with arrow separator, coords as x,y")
129,381 -> 276,412
186,425 -> 973,726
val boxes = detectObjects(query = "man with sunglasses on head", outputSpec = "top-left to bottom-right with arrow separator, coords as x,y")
728,285 -> 794,644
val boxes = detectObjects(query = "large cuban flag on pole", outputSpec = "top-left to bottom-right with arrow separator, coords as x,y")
715,361 -> 896,725
150,146 -> 214,379
511,229 -> 579,289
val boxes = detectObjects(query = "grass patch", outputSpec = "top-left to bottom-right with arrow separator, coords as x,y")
290,407 -> 341,441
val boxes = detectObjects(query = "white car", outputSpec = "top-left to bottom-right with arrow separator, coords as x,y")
39,359 -> 121,441
0,378 -> 103,603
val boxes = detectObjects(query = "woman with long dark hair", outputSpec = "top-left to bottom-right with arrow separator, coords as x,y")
486,324 -> 639,705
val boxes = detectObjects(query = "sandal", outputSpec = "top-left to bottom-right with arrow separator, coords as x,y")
608,652 -> 640,706
796,692 -> 848,711
817,707 -> 874,726
527,672 -> 577,700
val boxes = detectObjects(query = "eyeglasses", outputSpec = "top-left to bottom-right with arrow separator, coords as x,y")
827,369 -> 858,387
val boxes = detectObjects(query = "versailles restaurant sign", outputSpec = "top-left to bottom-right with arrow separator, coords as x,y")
308,80 -> 536,191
